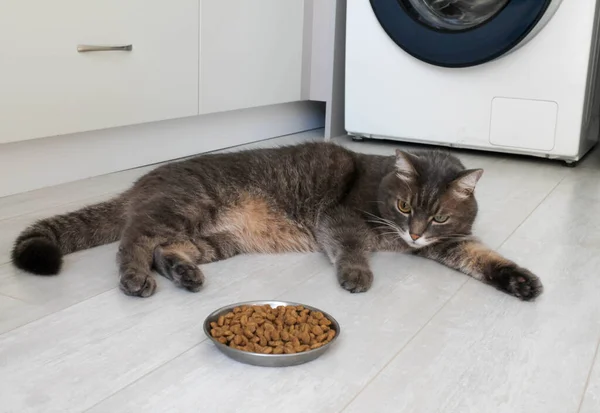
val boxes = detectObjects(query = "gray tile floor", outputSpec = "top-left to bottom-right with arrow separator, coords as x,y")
1,130 -> 599,413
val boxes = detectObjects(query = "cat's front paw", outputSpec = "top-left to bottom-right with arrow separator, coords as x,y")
491,266 -> 543,301
337,265 -> 374,293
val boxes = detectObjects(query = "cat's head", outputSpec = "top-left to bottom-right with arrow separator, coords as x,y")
377,149 -> 483,249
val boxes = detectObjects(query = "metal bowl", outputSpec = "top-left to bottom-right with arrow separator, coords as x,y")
203,300 -> 341,367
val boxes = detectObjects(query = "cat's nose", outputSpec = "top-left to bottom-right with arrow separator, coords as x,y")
410,233 -> 421,241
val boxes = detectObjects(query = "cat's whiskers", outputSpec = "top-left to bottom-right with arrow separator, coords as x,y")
368,220 -> 401,232
369,220 -> 399,230
379,231 -> 402,238
369,221 -> 404,241
360,209 -> 389,221
429,234 -> 473,244
361,210 -> 401,232
376,228 -> 402,237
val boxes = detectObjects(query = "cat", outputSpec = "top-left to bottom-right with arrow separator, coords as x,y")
11,142 -> 543,300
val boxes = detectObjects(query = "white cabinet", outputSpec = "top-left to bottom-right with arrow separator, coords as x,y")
200,0 -> 305,114
0,0 -> 199,144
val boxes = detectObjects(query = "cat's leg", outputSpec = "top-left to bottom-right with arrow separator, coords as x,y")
117,199 -> 200,297
316,207 -> 376,293
418,239 -> 543,301
152,233 -> 240,292
117,228 -> 165,298
194,233 -> 241,264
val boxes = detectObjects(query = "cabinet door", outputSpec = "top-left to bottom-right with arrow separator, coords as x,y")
200,0 -> 305,114
0,0 -> 199,144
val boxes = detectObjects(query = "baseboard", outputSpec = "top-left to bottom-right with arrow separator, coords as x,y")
0,101 -> 325,198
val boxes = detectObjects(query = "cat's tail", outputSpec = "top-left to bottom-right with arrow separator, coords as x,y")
11,196 -> 127,275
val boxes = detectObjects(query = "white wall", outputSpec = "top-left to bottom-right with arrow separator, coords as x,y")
307,0 -> 347,139
0,101 -> 325,198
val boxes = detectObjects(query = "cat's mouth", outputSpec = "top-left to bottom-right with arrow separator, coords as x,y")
399,231 -> 433,249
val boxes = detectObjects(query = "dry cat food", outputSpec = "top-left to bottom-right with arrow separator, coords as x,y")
209,304 -> 336,354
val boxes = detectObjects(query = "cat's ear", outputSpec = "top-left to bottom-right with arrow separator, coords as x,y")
450,169 -> 483,198
395,150 -> 418,180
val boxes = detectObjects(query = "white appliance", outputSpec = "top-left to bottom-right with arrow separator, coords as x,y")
345,0 -> 600,164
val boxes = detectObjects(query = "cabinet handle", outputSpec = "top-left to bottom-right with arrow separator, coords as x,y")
77,44 -> 133,53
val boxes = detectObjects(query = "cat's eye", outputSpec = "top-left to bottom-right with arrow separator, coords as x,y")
433,215 -> 449,223
397,200 -> 411,214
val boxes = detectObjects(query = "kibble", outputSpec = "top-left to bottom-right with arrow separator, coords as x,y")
210,305 -> 336,354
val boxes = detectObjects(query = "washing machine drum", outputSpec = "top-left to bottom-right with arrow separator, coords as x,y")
371,0 -> 557,67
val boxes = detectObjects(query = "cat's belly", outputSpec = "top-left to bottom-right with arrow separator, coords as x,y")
207,194 -> 318,254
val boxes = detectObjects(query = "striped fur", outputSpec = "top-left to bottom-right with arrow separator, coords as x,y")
12,142 -> 543,300
12,198 -> 126,274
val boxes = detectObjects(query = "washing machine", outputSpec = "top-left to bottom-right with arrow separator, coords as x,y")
345,0 -> 600,163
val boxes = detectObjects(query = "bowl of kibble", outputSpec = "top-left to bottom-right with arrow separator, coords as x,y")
203,300 -> 340,367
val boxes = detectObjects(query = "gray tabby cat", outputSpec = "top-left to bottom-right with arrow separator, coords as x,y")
12,142 -> 543,300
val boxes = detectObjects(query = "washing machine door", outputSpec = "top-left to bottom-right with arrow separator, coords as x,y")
370,0 -> 563,67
